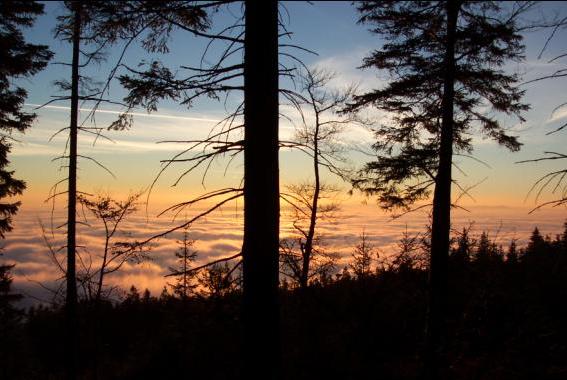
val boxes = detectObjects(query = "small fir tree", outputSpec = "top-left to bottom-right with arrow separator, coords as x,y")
350,230 -> 375,279
168,226 -> 198,300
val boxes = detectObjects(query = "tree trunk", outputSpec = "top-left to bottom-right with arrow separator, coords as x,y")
424,1 -> 459,378
300,96 -> 321,290
66,3 -> 81,379
242,0 -> 280,378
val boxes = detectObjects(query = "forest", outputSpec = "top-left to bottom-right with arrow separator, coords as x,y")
1,1 -> 566,379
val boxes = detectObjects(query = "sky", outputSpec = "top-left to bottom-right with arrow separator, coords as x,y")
3,1 -> 567,304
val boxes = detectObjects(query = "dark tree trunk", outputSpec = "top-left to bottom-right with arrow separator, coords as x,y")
300,99 -> 321,290
424,1 -> 459,378
242,0 -> 280,378
66,4 -> 81,379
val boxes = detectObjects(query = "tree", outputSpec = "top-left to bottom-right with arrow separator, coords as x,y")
392,226 -> 426,272
473,231 -> 501,265
168,225 -> 198,300
350,230 -> 375,279
0,1 -> 52,236
346,2 -> 530,378
0,263 -> 21,324
450,226 -> 474,266
78,192 -> 148,302
506,239 -> 519,264
48,5 -> 210,376
198,262 -> 239,299
0,4 -> 51,373
241,1 -> 280,376
519,17 -> 567,211
279,69 -> 356,289
526,226 -> 547,256
115,1 -> 291,374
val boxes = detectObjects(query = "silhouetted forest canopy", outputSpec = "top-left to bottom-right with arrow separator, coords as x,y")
0,1 -> 566,379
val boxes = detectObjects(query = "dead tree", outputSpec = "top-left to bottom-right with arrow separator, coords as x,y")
280,68 -> 358,289
519,16 -> 567,212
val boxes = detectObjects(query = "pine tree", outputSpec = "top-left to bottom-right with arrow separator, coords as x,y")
350,230 -> 375,279
346,2 -> 530,378
451,227 -> 473,265
475,232 -> 491,261
0,1 -> 52,237
392,226 -> 423,272
507,239 -> 518,264
168,226 -> 198,300
526,227 -> 546,256
198,262 -> 237,299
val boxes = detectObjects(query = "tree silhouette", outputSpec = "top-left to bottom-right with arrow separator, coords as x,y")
280,68 -> 356,289
198,262 -> 239,299
78,191 -> 149,302
450,226 -> 474,266
0,4 -> 51,373
519,17 -> 567,211
45,4 -> 211,377
116,2 -> 300,375
392,226 -> 426,272
167,225 -> 198,300
241,1 -> 280,376
350,229 -> 376,279
0,1 -> 52,237
345,2 -> 530,377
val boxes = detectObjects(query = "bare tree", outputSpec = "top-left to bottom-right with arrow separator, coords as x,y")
78,192 -> 149,302
519,17 -> 567,211
280,68 -> 357,289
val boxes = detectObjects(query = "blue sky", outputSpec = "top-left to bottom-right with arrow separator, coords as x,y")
5,0 -> 567,303
13,1 -> 567,209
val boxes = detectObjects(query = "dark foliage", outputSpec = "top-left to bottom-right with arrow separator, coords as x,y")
2,222 -> 566,379
347,1 -> 529,210
0,1 -> 52,237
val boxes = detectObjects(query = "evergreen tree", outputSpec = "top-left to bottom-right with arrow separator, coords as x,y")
506,239 -> 518,264
198,262 -> 238,299
475,232 -> 491,261
451,227 -> 473,265
561,221 -> 567,254
350,230 -> 375,279
168,226 -> 198,299
526,227 -> 546,256
346,3 -> 530,376
392,226 -> 424,272
0,263 -> 21,324
0,1 -> 52,237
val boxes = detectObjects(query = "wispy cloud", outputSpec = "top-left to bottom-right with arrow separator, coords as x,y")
25,103 -> 223,123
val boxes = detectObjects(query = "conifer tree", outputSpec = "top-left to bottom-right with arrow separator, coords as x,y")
506,239 -> 518,264
451,227 -> 473,265
526,226 -> 546,256
0,1 -> 52,236
346,2 -> 530,377
350,230 -> 375,278
168,226 -> 198,300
